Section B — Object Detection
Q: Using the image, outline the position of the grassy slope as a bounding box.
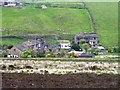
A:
[86,2,118,47]
[2,7,92,35]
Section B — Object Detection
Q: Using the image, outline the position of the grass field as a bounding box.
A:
[2,7,92,35]
[86,2,118,47]
[0,38,28,45]
[1,2,119,48]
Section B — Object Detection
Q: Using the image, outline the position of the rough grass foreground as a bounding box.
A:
[0,59,119,74]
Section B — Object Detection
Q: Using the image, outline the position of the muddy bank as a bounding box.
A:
[2,73,119,88]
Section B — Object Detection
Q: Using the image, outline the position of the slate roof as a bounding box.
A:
[75,33,98,41]
[16,44,29,52]
[76,33,98,39]
[15,39,60,52]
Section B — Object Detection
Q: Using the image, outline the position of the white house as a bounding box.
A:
[2,0,17,7]
[58,40,71,50]
[41,5,47,9]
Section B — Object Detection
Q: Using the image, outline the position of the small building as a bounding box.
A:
[41,5,47,9]
[74,33,98,47]
[58,40,71,50]
[2,0,17,7]
[8,44,29,58]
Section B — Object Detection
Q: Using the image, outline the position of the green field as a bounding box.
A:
[1,2,118,48]
[86,2,118,47]
[2,7,92,35]
[0,38,27,45]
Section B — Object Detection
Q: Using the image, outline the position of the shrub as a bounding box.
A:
[60,50,66,57]
[80,39,86,44]
[31,51,37,58]
[93,49,100,55]
[2,44,8,50]
[107,47,114,53]
[88,48,94,54]
[21,50,32,58]
[2,51,8,57]
[81,43,89,53]
[37,52,46,58]
[70,52,76,58]
[46,51,56,58]
[113,47,120,53]
[8,45,13,49]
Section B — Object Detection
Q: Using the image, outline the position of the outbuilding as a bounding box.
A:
[2,0,17,7]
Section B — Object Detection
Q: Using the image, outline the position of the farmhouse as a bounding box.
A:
[74,33,98,47]
[8,39,61,58]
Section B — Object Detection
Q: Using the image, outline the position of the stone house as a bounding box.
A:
[8,43,29,58]
[8,39,61,58]
[74,33,98,47]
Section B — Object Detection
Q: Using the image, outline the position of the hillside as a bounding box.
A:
[2,7,92,35]
[1,2,119,48]
[86,2,118,47]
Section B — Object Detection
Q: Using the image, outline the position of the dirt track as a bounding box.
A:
[2,73,119,89]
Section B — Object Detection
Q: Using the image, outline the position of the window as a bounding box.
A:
[94,37,96,40]
[4,2,8,5]
[65,45,68,47]
[13,49,16,51]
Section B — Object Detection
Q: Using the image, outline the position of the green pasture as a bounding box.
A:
[86,2,118,47]
[2,7,92,35]
[0,38,28,45]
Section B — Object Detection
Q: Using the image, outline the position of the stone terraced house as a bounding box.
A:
[8,38,61,58]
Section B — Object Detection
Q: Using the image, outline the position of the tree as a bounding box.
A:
[113,47,120,53]
[36,51,45,58]
[46,51,56,58]
[82,43,89,53]
[107,47,113,53]
[2,44,8,50]
[31,51,37,58]
[2,51,8,57]
[71,44,81,51]
[88,48,94,54]
[80,39,86,44]
[93,49,100,55]
[8,45,13,49]
[60,50,66,57]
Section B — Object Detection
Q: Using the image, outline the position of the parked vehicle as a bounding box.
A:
[79,54,95,58]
